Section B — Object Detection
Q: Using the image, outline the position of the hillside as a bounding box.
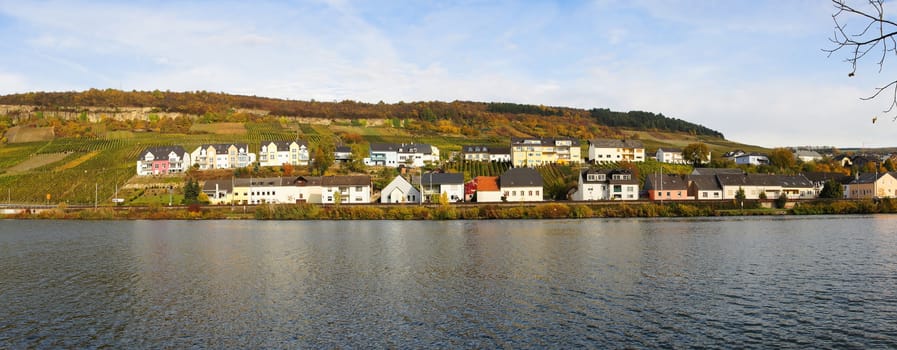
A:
[0,90,766,204]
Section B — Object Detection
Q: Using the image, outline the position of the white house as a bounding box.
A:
[321,175,372,204]
[364,143,439,168]
[259,140,310,167]
[136,146,191,176]
[794,150,823,163]
[499,167,544,202]
[588,139,645,163]
[414,172,465,202]
[716,173,815,199]
[687,174,723,200]
[572,168,639,201]
[380,175,421,204]
[734,153,769,166]
[191,144,256,170]
[334,146,353,163]
[655,147,685,164]
[462,145,511,162]
[471,176,502,202]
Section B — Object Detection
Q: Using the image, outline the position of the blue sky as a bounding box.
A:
[0,0,893,148]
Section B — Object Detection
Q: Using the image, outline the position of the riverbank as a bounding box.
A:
[4,199,896,220]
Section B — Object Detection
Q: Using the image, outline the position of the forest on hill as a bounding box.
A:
[0,89,724,139]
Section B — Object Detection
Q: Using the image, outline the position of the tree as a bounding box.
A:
[768,148,796,171]
[775,193,788,209]
[312,143,335,175]
[182,179,200,204]
[820,179,845,198]
[826,0,897,118]
[735,187,746,204]
[885,158,897,171]
[682,143,710,167]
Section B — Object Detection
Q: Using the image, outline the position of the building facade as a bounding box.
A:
[510,137,582,167]
[588,139,645,163]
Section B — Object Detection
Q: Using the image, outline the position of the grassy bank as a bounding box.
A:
[7,199,895,220]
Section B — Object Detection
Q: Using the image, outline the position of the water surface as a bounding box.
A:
[1,216,896,348]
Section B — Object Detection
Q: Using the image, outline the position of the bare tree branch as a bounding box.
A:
[826,0,897,119]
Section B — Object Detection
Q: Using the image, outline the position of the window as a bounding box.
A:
[356,186,363,192]
[529,191,533,196]
[702,192,708,198]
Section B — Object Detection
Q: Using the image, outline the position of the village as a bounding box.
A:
[134,137,896,207]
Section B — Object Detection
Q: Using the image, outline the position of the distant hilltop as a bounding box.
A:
[0,89,724,139]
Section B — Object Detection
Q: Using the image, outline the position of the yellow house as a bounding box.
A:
[510,137,582,167]
[845,172,897,199]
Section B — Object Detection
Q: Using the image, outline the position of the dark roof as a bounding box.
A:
[802,172,851,184]
[140,146,187,159]
[687,174,721,191]
[202,179,233,192]
[414,172,464,186]
[579,168,639,184]
[335,146,352,153]
[848,172,893,185]
[462,145,511,155]
[644,174,688,191]
[716,174,813,188]
[588,138,644,148]
[691,168,743,176]
[321,175,371,186]
[200,143,250,153]
[656,147,682,153]
[510,137,581,146]
[499,167,543,187]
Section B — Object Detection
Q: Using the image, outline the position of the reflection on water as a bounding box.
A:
[1,216,897,348]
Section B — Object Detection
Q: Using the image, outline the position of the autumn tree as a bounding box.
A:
[768,148,796,171]
[682,142,710,167]
[827,0,897,118]
[312,143,335,175]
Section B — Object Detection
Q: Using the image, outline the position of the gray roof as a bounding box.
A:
[656,147,682,153]
[499,167,544,187]
[335,146,352,153]
[580,168,639,185]
[691,168,743,176]
[202,179,233,193]
[716,173,813,188]
[644,174,688,191]
[510,137,581,146]
[687,174,722,191]
[321,175,371,186]
[794,150,822,158]
[414,172,464,186]
[802,172,851,184]
[846,172,897,185]
[199,143,250,153]
[588,138,644,149]
[140,146,187,159]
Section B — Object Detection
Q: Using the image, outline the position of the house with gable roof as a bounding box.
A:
[259,140,310,167]
[687,174,723,200]
[499,167,544,202]
[644,173,689,200]
[136,146,191,176]
[844,172,897,199]
[572,168,639,201]
[414,172,464,202]
[380,175,421,204]
[190,143,256,170]
[469,176,502,202]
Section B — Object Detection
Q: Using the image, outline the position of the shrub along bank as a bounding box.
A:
[7,199,897,220]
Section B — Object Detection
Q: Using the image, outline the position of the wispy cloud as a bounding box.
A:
[0,0,889,147]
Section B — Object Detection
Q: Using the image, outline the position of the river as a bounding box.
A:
[1,216,896,348]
